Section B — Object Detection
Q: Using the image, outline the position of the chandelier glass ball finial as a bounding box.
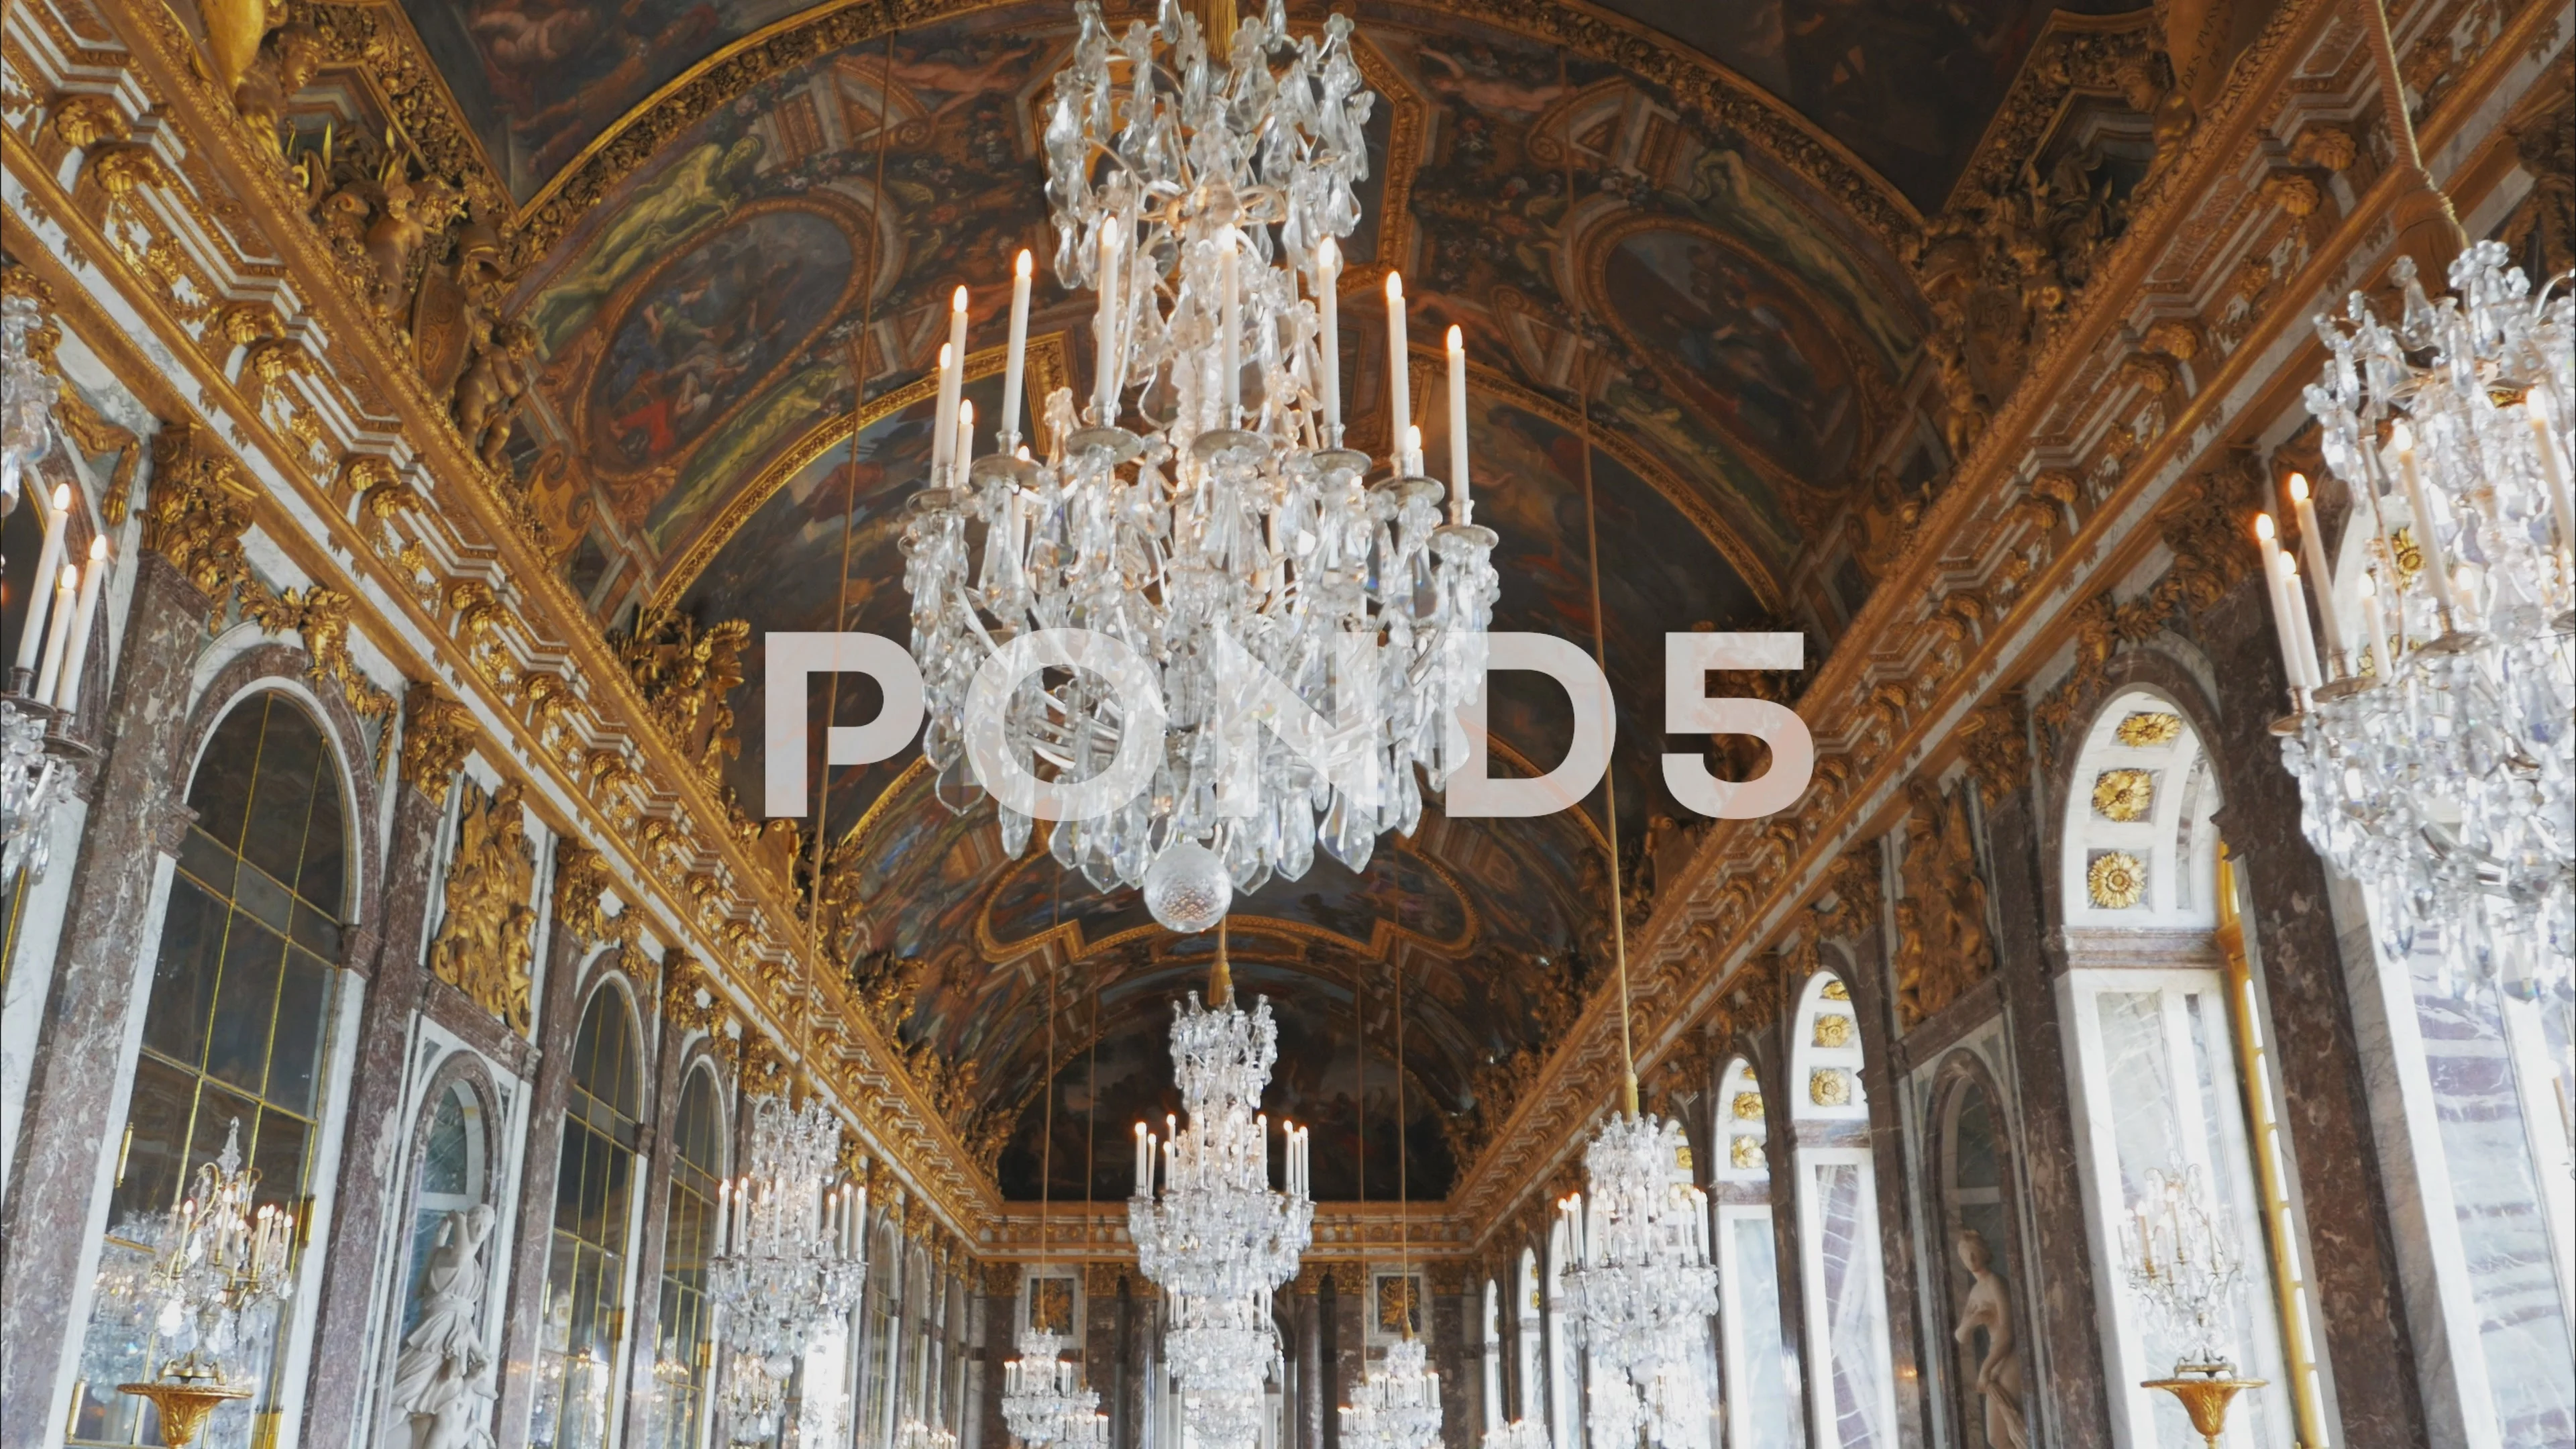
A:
[1144,839,1234,932]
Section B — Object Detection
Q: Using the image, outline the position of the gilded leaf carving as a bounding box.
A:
[429,779,538,1034]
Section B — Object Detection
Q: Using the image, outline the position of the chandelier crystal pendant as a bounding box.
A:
[1339,1332,1442,1449]
[899,0,1499,930]
[1001,1325,1097,1446]
[2281,240,2576,994]
[1560,1113,1717,1449]
[721,1348,792,1446]
[708,1094,867,1398]
[1129,941,1313,1449]
[2,284,85,890]
[1480,1419,1552,1449]
[125,1118,299,1387]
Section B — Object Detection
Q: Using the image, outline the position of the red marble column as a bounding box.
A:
[296,765,450,1449]
[494,920,592,1446]
[0,549,213,1449]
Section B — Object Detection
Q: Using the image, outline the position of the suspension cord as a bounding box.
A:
[1040,873,1058,1273]
[1558,50,1639,1116]
[807,25,899,951]
[1394,954,1411,1332]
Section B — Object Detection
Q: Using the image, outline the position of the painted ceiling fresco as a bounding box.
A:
[1590,0,2148,213]
[429,0,2035,1197]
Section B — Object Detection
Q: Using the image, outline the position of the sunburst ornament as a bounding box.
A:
[2114,712,2183,748]
[2092,768,2155,822]
[2088,851,2147,910]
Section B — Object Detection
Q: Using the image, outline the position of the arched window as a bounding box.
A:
[404,1081,491,1337]
[1929,1068,2023,1449]
[1546,1217,1576,1448]
[649,1067,724,1449]
[533,983,644,1449]
[1788,971,1896,1449]
[1713,1058,1797,1449]
[74,692,350,1449]
[1481,1279,1503,1436]
[1514,1248,1542,1424]
[858,1217,900,1445]
[2059,693,2319,1446]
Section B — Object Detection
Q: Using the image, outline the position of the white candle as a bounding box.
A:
[2528,396,2575,574]
[2285,474,2346,670]
[718,1181,731,1254]
[931,343,957,477]
[1095,228,1122,423]
[50,535,107,713]
[1135,1123,1150,1195]
[2279,554,2323,690]
[937,286,969,477]
[1004,250,1034,450]
[2360,570,2394,678]
[1385,272,1409,467]
[1315,239,1342,435]
[956,398,975,473]
[31,563,76,705]
[2390,423,2457,616]
[1220,229,1242,425]
[1446,325,1470,523]
[14,482,70,679]
[2254,515,2307,694]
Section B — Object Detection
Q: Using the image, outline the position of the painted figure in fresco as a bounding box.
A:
[390,1205,499,1449]
[1952,1227,2029,1449]
[461,0,725,179]
[1417,46,1566,116]
[587,211,851,476]
[528,132,768,349]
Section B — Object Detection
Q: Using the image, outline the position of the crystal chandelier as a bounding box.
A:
[2277,240,2575,994]
[1481,1420,1552,1449]
[3,284,87,890]
[1129,941,1313,1449]
[1558,1114,1716,1449]
[897,1419,959,1449]
[721,1350,790,1445]
[899,0,1499,930]
[126,1119,299,1385]
[2121,1165,2249,1374]
[708,1094,867,1402]
[1002,957,1100,1446]
[1339,1335,1441,1449]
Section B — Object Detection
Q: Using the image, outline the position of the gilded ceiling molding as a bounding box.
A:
[1,21,1002,1238]
[1438,0,2551,1247]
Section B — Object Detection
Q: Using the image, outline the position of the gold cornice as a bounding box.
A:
[1440,0,2562,1247]
[6,13,999,1240]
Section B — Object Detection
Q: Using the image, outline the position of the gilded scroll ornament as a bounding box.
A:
[1892,780,1995,1029]
[612,608,751,783]
[400,683,478,806]
[550,840,618,943]
[429,779,537,1033]
[140,421,258,603]
[2092,768,2155,822]
[239,584,399,769]
[2114,712,2183,748]
[2087,851,2147,910]
[1960,696,2031,804]
[51,386,140,527]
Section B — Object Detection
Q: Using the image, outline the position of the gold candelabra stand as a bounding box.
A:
[2142,1362,2265,1448]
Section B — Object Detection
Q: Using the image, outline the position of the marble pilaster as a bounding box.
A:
[0,549,209,1449]
[1980,775,2115,1449]
[2200,576,2430,1444]
[299,773,447,1449]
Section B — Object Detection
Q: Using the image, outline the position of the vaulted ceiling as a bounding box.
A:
[368,0,2138,1197]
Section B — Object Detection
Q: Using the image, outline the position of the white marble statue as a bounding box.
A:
[1952,1228,2028,1449]
[390,1204,499,1449]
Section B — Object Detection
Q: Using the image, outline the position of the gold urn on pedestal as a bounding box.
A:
[118,1360,253,1449]
[2142,1362,2265,1448]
